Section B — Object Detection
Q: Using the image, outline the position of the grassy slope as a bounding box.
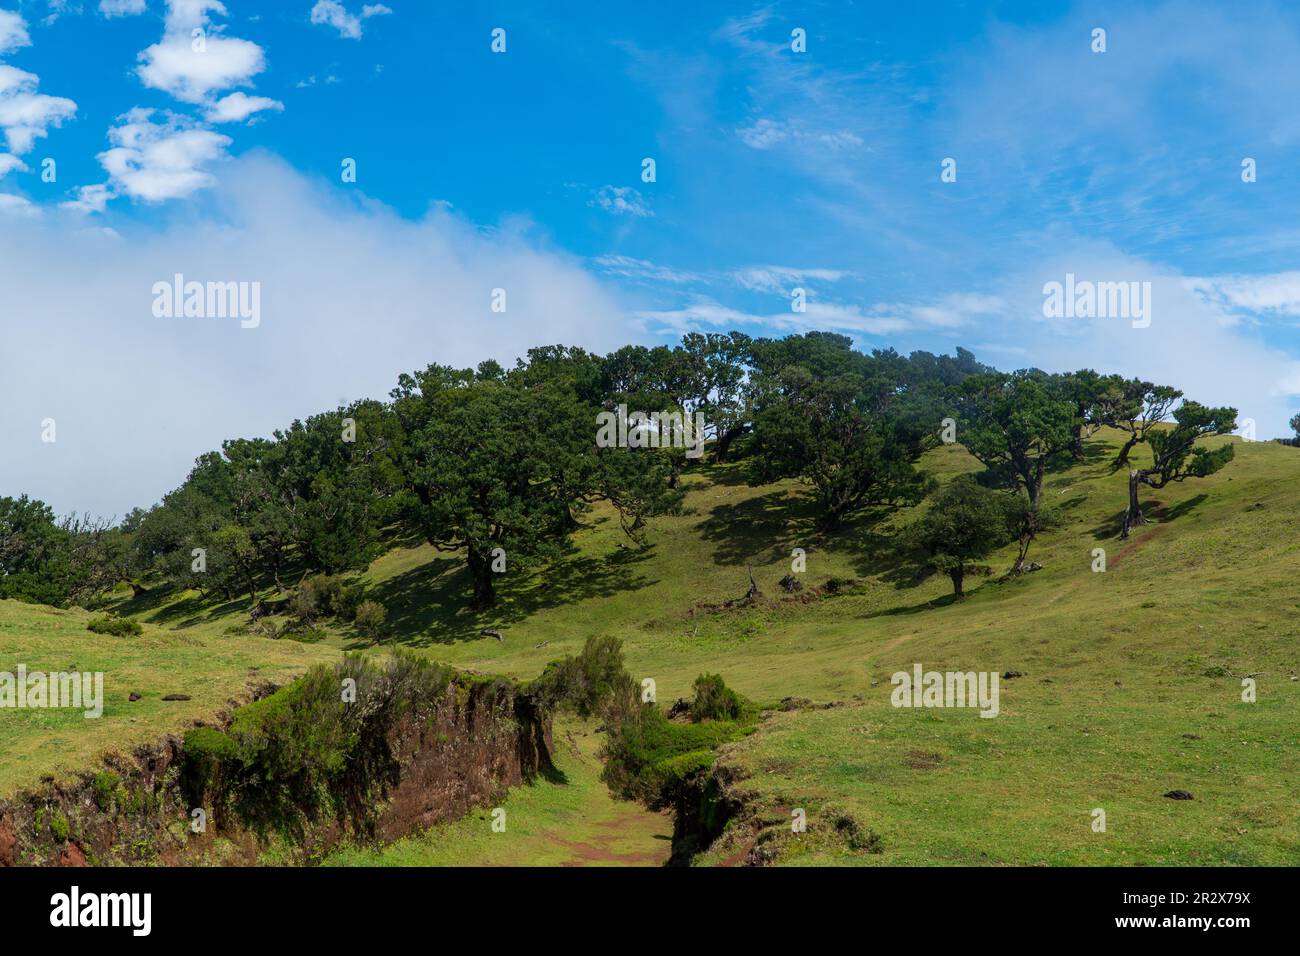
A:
[351,428,1298,865]
[0,600,335,796]
[3,427,1296,864]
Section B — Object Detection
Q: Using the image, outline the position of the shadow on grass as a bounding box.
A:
[368,545,659,646]
[1088,494,1206,540]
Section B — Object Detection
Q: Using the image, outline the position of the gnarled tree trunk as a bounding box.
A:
[1120,469,1149,538]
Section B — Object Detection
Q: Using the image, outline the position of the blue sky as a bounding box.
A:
[4,0,1300,516]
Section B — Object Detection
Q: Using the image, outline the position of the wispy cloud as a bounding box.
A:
[310,0,391,40]
[590,185,652,217]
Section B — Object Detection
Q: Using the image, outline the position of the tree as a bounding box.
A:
[393,368,595,608]
[955,370,1076,572]
[676,331,753,462]
[1121,401,1236,538]
[749,360,933,531]
[907,477,1018,596]
[1109,381,1182,469]
[0,495,73,606]
[1052,369,1111,459]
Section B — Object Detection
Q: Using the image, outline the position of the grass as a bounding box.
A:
[0,599,335,796]
[3,426,1297,865]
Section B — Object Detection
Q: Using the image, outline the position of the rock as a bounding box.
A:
[1163,790,1194,800]
[534,640,549,649]
[667,697,691,719]
[161,694,192,701]
[1003,670,1024,679]
[778,574,803,593]
[1182,733,1201,740]
[481,629,503,641]
[128,692,142,702]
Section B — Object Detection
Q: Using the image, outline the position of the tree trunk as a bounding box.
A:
[1120,469,1149,538]
[129,582,148,598]
[950,567,965,597]
[466,547,496,609]
[713,424,747,463]
[1115,434,1139,468]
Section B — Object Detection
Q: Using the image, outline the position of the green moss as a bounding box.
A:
[91,771,121,812]
[49,813,70,841]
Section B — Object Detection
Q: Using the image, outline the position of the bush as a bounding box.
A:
[181,653,456,842]
[530,635,638,719]
[600,704,755,808]
[689,673,744,722]
[290,574,366,623]
[86,614,142,637]
[353,600,386,640]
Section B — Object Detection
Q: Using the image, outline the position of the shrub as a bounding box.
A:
[278,624,327,644]
[530,635,638,719]
[353,600,387,640]
[181,727,240,806]
[600,704,754,808]
[86,615,142,637]
[290,574,366,623]
[182,653,456,842]
[689,673,744,722]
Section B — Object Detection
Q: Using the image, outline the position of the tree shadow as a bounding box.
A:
[698,489,820,567]
[367,545,658,647]
[1087,493,1206,540]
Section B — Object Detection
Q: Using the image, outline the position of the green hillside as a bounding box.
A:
[3,427,1296,864]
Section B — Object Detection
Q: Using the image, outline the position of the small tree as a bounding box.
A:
[353,600,386,641]
[907,477,1018,597]
[1121,401,1236,537]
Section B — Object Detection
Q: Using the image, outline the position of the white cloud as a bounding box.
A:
[1186,272,1300,319]
[0,19,77,157]
[729,265,851,293]
[62,182,114,213]
[99,0,147,16]
[310,0,389,40]
[0,152,26,176]
[593,255,704,286]
[590,185,652,217]
[0,154,636,517]
[96,108,232,201]
[205,91,284,123]
[137,1,268,105]
[138,32,267,104]
[0,10,30,55]
[736,119,863,152]
[0,191,38,217]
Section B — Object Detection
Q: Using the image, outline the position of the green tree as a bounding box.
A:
[748,335,932,530]
[1121,401,1236,538]
[1109,381,1182,469]
[393,367,597,608]
[906,477,1018,596]
[955,370,1076,572]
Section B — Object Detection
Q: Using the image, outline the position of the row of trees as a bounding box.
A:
[0,331,1237,611]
